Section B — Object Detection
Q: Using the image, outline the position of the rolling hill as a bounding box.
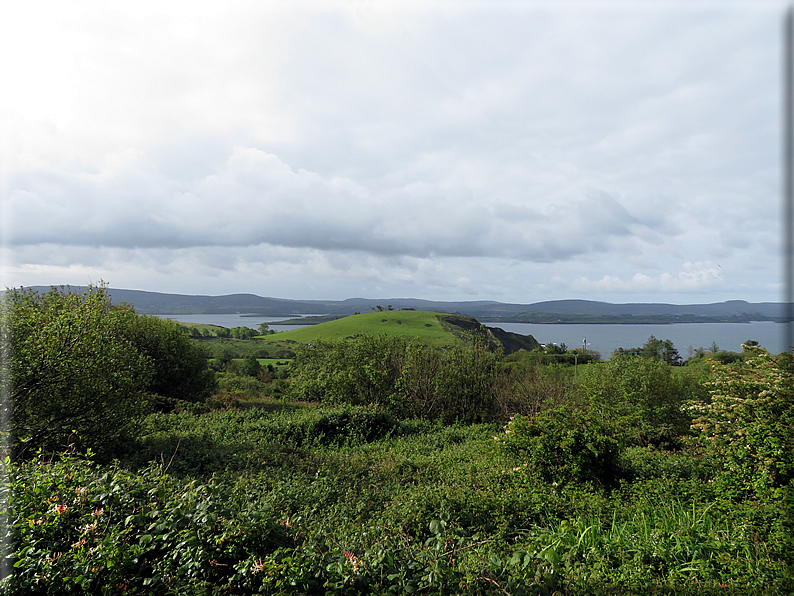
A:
[257,311,539,354]
[17,286,789,323]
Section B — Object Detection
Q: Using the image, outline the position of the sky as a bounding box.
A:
[0,0,788,304]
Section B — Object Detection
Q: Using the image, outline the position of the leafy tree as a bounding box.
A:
[614,335,681,365]
[117,311,217,404]
[230,326,257,339]
[639,335,681,365]
[257,322,270,335]
[1,286,152,458]
[238,354,262,378]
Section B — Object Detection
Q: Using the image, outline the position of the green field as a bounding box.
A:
[263,310,468,347]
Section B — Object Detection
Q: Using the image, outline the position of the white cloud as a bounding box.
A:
[1,1,785,303]
[564,261,732,295]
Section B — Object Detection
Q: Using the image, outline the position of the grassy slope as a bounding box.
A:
[186,311,539,358]
[264,311,461,347]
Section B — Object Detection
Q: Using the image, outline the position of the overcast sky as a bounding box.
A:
[0,1,788,304]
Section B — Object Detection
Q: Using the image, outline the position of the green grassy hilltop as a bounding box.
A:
[264,310,539,354]
[272,310,455,345]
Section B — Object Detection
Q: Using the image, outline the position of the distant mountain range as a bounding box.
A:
[19,286,791,324]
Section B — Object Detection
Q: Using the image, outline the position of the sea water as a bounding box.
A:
[482,321,788,356]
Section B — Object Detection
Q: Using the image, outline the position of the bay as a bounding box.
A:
[483,321,789,356]
[154,313,311,332]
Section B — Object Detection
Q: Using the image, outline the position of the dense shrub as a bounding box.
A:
[1,285,217,459]
[498,405,621,486]
[216,373,271,397]
[288,334,506,423]
[1,286,151,459]
[1,451,290,595]
[119,312,217,403]
[5,407,792,594]
[689,343,794,500]
[577,355,701,448]
[288,335,406,406]
[395,339,504,423]
[495,363,572,418]
[710,350,743,365]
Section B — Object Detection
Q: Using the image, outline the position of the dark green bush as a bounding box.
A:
[499,405,621,486]
[238,354,263,377]
[394,340,504,423]
[216,373,270,397]
[120,312,217,403]
[258,405,398,447]
[288,335,406,406]
[1,286,151,459]
[617,446,714,482]
[577,356,701,448]
[288,334,506,423]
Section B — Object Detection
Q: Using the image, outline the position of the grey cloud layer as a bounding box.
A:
[9,146,682,263]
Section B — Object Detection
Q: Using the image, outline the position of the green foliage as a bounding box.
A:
[119,312,217,403]
[216,373,271,398]
[238,354,263,377]
[1,285,218,458]
[288,334,506,423]
[495,363,572,418]
[689,343,794,500]
[1,286,152,459]
[288,335,406,407]
[498,406,621,486]
[3,404,792,594]
[577,355,701,448]
[4,295,793,594]
[710,350,743,365]
[1,450,288,595]
[614,335,682,365]
[395,339,504,423]
[230,326,258,339]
